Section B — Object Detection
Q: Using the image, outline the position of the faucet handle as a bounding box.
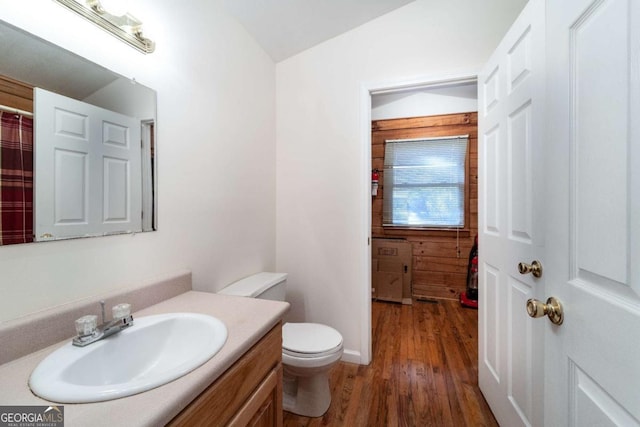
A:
[112,303,131,320]
[75,315,98,337]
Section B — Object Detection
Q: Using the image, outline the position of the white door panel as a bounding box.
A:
[35,88,141,240]
[478,0,545,425]
[54,149,88,224]
[546,0,640,425]
[103,157,129,222]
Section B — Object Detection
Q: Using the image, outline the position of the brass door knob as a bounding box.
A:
[518,260,543,278]
[526,297,563,325]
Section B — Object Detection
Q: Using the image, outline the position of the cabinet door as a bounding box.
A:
[168,325,282,426]
[229,366,283,427]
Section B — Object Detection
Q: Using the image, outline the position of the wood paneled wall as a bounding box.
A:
[0,75,33,112]
[372,112,478,300]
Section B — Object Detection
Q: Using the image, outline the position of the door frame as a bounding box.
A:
[358,70,479,364]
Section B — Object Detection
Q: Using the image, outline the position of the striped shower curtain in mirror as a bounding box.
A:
[0,112,33,245]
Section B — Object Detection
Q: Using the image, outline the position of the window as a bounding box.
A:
[383,136,468,228]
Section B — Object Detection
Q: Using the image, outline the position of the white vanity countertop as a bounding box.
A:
[0,291,289,426]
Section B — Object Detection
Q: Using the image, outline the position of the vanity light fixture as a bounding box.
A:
[53,0,155,54]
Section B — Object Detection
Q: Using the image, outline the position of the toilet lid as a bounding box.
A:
[282,323,343,356]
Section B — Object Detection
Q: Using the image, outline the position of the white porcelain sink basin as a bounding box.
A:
[29,312,227,403]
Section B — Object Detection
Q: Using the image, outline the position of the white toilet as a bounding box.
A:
[218,272,343,417]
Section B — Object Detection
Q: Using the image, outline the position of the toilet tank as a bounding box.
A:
[218,272,287,301]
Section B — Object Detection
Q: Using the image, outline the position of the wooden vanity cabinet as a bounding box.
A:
[168,323,283,427]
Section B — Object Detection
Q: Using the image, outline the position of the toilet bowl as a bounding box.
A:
[218,272,343,418]
[281,322,343,417]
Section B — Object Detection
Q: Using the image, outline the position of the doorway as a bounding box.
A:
[361,76,488,423]
[360,73,480,364]
[371,81,478,304]
[370,102,478,301]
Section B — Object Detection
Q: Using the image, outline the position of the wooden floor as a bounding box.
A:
[283,299,498,427]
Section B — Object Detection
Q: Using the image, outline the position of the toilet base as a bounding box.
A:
[282,370,331,417]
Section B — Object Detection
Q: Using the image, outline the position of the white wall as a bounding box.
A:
[0,0,276,322]
[371,82,478,121]
[276,0,527,362]
[84,78,157,121]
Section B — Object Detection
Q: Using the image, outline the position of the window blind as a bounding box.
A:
[383,136,468,228]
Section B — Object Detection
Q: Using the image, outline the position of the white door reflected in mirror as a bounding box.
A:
[0,20,158,246]
[34,88,145,241]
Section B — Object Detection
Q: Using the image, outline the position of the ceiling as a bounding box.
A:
[221,0,416,62]
[0,21,119,100]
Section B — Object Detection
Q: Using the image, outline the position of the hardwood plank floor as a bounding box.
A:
[283,300,497,427]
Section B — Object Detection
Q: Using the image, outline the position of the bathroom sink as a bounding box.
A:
[29,312,227,403]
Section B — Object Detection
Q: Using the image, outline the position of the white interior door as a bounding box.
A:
[477,0,546,425]
[544,0,640,425]
[35,88,141,241]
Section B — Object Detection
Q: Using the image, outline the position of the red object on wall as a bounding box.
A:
[371,169,380,196]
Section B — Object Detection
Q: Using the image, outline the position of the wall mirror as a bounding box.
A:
[0,20,157,246]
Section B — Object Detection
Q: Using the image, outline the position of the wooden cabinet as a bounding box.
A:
[169,324,283,427]
[228,366,282,427]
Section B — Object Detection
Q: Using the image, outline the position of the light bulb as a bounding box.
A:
[99,0,129,17]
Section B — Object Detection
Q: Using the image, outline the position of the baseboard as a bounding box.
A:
[341,348,364,365]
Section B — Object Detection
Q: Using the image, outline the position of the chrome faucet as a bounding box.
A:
[72,301,134,347]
